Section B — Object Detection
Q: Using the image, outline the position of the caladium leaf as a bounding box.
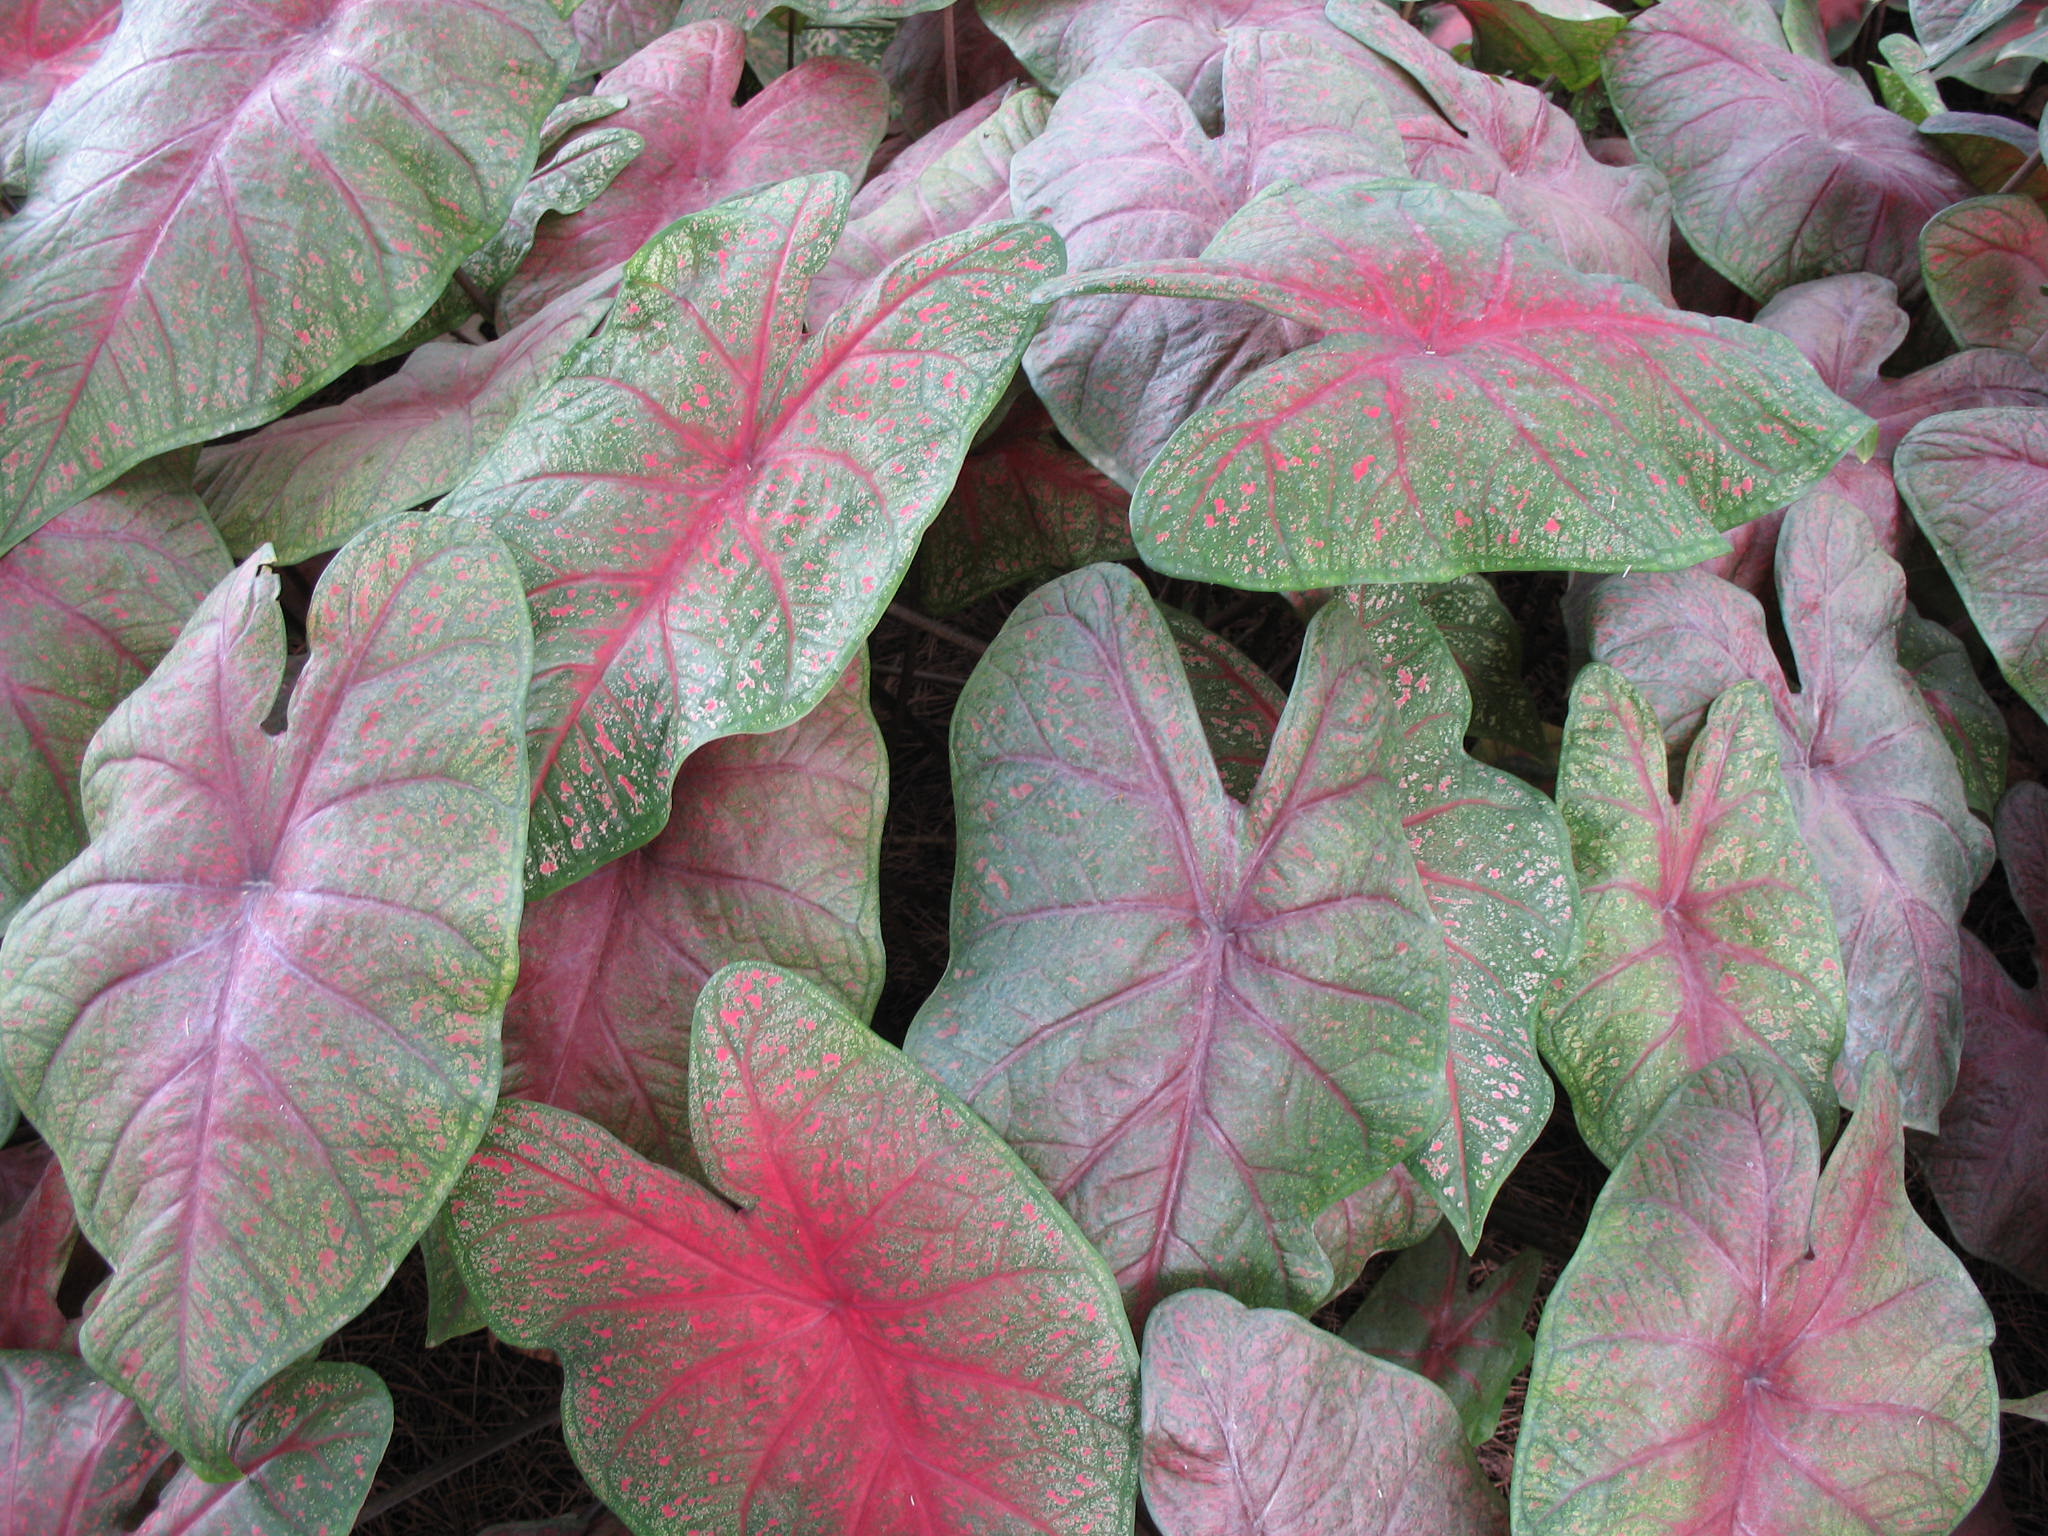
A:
[1053,175,1872,589]
[495,22,889,328]
[1588,493,1994,1130]
[573,0,685,73]
[0,0,116,186]
[1514,1053,1998,1536]
[1898,608,2008,820]
[1448,0,1628,91]
[0,1143,76,1352]
[1897,409,2048,722]
[1343,585,1576,1247]
[1141,1288,1506,1536]
[917,398,1134,616]
[440,174,1059,895]
[907,563,1452,1318]
[0,0,578,556]
[875,5,1031,154]
[1011,28,1405,491]
[1328,0,1673,300]
[0,514,531,1475]
[451,965,1141,1536]
[1415,577,1546,754]
[1605,0,1973,301]
[0,1352,391,1535]
[1315,1163,1443,1299]
[0,457,231,931]
[1924,195,2048,365]
[198,279,616,565]
[502,657,885,1172]
[1541,665,1845,1166]
[1922,780,2048,1292]
[1155,602,1285,804]
[807,86,1048,328]
[1338,1223,1541,1446]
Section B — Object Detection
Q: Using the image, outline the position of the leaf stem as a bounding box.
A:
[2000,150,2042,195]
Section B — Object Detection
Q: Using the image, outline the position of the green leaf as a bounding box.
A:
[1154,603,1286,804]
[440,173,1060,894]
[1449,0,1629,91]
[1542,666,1845,1165]
[0,0,578,553]
[1515,1054,1997,1536]
[1899,607,2009,819]
[1922,195,2048,366]
[1415,576,1547,754]
[0,515,531,1474]
[1047,178,1874,587]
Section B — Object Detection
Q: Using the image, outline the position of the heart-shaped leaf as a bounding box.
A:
[1328,0,1672,299]
[198,279,616,565]
[0,513,531,1474]
[1010,28,1404,490]
[0,457,231,932]
[1141,1288,1505,1536]
[906,563,1451,1318]
[0,1352,391,1535]
[502,656,885,1173]
[496,21,888,328]
[1415,577,1547,753]
[1050,178,1873,588]
[1897,408,2048,722]
[1514,1053,1997,1536]
[0,0,115,184]
[1542,665,1845,1165]
[807,85,1049,329]
[1924,195,2048,365]
[1338,1222,1541,1446]
[1448,0,1628,90]
[1604,0,1973,300]
[1154,602,1286,804]
[450,964,1140,1536]
[1922,780,2048,1292]
[917,398,1134,616]
[1587,492,1993,1129]
[440,174,1060,895]
[0,1143,77,1352]
[0,0,578,554]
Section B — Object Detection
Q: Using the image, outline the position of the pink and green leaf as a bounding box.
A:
[0,0,578,554]
[442,174,1060,895]
[1415,577,1548,755]
[906,563,1451,1318]
[501,656,886,1172]
[1514,1053,1997,1536]
[0,457,231,931]
[1154,602,1285,804]
[1447,0,1628,91]
[1542,666,1845,1165]
[1338,1223,1542,1446]
[0,514,531,1474]
[0,0,116,184]
[1899,608,2009,820]
[1141,1288,1506,1536]
[450,964,1140,1536]
[1050,178,1874,588]
[1923,195,2048,365]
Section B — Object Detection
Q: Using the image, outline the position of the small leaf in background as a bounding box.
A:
[502,657,886,1172]
[1898,408,2048,722]
[442,175,1059,895]
[1415,576,1548,756]
[1899,608,2009,819]
[1924,195,2048,365]
[0,0,577,554]
[1922,781,2048,1292]
[1013,27,1405,491]
[1515,1054,1997,1536]
[1155,602,1286,804]
[495,20,888,327]
[0,457,231,931]
[0,1351,391,1535]
[909,565,1451,1318]
[571,0,685,73]
[875,3,1031,152]
[1054,178,1872,589]
[1345,586,1576,1245]
[1446,0,1628,91]
[1543,666,1845,1166]
[1329,0,1673,299]
[198,278,616,565]
[1605,0,1973,301]
[807,85,1049,327]
[918,398,1134,616]
[1339,1224,1541,1447]
[452,965,1139,1536]
[1141,1288,1506,1536]
[0,0,116,185]
[0,1143,77,1352]
[1589,492,1993,1130]
[0,515,531,1474]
